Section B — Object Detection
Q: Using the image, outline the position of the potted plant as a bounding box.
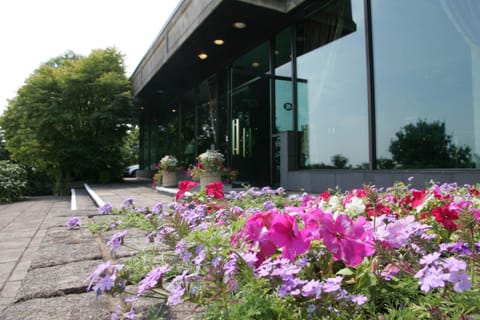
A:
[188,149,231,189]
[157,155,179,187]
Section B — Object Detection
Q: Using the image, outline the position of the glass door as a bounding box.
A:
[231,74,271,186]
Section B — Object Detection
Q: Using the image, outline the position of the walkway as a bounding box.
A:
[0,180,180,319]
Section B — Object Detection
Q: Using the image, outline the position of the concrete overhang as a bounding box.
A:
[130,0,308,103]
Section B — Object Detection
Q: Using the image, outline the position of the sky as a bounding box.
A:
[0,0,181,116]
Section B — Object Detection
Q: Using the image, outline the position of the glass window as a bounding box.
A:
[296,0,369,169]
[372,1,479,169]
[197,78,217,154]
[180,89,195,166]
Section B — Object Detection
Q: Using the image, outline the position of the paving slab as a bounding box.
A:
[15,259,100,302]
[0,292,111,320]
[29,227,102,269]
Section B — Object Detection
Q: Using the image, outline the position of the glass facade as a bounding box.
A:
[139,0,480,183]
[372,0,479,169]
[296,0,369,169]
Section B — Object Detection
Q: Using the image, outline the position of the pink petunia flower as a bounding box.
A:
[268,213,311,261]
[319,214,375,267]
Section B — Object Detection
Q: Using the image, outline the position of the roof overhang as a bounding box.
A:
[130,0,308,103]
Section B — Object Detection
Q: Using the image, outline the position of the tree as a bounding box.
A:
[0,48,133,194]
[389,119,474,169]
[122,126,139,167]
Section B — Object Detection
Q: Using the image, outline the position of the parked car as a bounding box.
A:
[124,164,139,177]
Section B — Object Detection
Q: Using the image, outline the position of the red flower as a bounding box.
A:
[205,182,224,199]
[431,204,459,231]
[175,180,198,200]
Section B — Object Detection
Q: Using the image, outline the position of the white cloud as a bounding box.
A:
[0,0,180,115]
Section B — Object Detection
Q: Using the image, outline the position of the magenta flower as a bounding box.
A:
[268,213,310,261]
[319,214,375,267]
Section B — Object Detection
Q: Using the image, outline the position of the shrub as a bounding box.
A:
[0,160,27,203]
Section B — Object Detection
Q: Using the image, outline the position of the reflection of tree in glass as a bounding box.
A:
[389,120,474,169]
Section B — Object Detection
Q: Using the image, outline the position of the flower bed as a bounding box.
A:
[81,180,480,319]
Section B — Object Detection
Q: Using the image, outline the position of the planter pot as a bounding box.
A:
[162,171,178,187]
[199,172,221,189]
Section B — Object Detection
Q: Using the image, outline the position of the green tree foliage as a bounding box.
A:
[0,48,133,194]
[389,119,474,169]
[122,126,139,167]
[0,160,27,203]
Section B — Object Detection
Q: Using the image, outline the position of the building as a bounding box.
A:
[131,0,480,192]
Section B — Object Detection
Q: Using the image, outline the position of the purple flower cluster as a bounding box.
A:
[414,253,471,292]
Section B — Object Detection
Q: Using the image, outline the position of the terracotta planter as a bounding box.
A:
[162,171,178,187]
[199,172,221,189]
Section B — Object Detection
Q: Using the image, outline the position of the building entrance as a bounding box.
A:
[231,74,271,186]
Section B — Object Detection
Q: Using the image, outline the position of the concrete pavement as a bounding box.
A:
[0,180,186,319]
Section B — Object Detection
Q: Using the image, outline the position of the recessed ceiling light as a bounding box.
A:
[251,62,260,68]
[213,39,224,45]
[198,53,208,60]
[233,21,247,29]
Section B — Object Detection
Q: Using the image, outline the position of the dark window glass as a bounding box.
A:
[296,0,368,169]
[372,1,479,169]
[197,78,217,154]
[180,89,195,166]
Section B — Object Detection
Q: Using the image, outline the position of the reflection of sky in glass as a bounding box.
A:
[372,1,478,164]
[296,0,368,167]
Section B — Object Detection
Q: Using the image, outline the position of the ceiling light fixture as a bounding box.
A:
[198,53,208,60]
[213,39,224,45]
[233,21,246,29]
[251,62,260,68]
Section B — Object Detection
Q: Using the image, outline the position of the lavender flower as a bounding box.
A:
[175,240,192,263]
[415,266,447,292]
[98,202,113,215]
[419,252,441,265]
[107,229,128,251]
[66,217,81,229]
[263,200,275,210]
[239,251,258,269]
[167,285,185,305]
[448,271,472,292]
[321,276,343,293]
[123,308,135,320]
[302,280,322,298]
[121,196,135,209]
[351,294,368,306]
[86,260,123,297]
[152,201,163,214]
[137,265,170,296]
